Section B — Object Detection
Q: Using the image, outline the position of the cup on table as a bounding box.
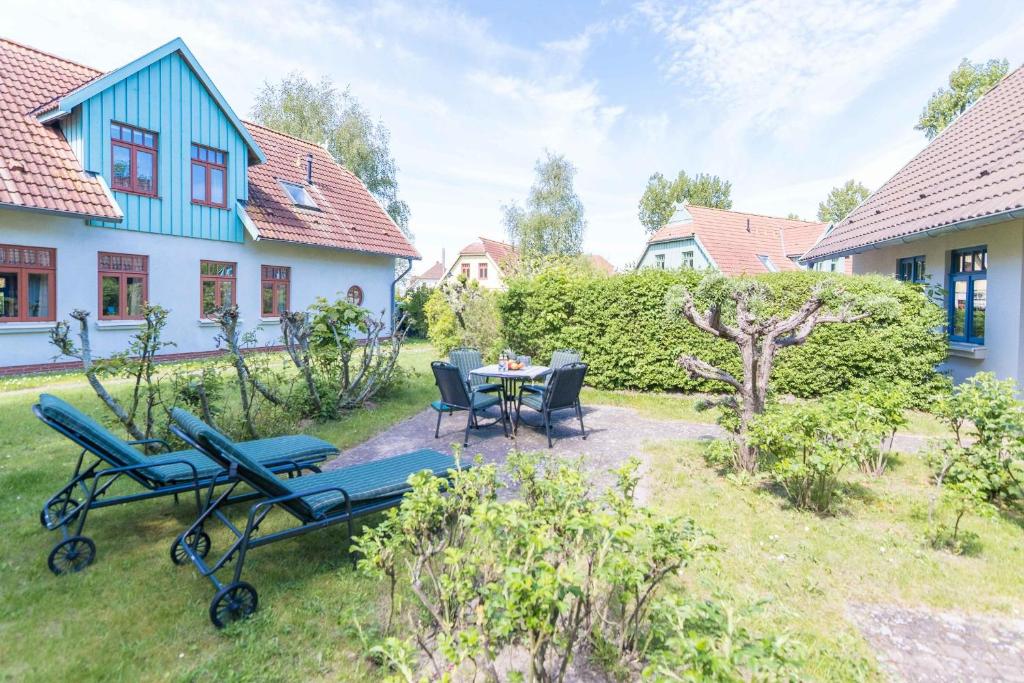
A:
[519,355,531,367]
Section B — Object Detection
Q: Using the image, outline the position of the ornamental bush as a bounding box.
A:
[354,452,795,681]
[498,266,946,403]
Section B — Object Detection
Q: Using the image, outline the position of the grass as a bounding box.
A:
[0,342,438,682]
[0,342,974,680]
[645,440,1024,681]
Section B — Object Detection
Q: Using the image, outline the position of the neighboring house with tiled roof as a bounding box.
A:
[637,204,848,275]
[444,237,518,289]
[802,66,1024,383]
[587,254,615,274]
[407,260,445,289]
[0,37,417,372]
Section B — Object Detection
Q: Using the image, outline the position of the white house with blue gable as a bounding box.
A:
[0,38,418,373]
[637,204,847,276]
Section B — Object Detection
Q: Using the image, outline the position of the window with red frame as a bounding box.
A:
[191,144,227,208]
[478,263,488,280]
[261,265,290,316]
[0,244,56,322]
[461,263,470,278]
[98,252,148,320]
[346,285,364,306]
[110,123,157,196]
[200,260,236,317]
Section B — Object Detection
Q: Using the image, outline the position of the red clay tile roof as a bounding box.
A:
[648,205,830,275]
[0,39,122,220]
[587,253,615,274]
[411,260,445,281]
[804,66,1024,261]
[460,236,517,266]
[241,123,418,259]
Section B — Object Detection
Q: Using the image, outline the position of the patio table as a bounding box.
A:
[471,364,550,412]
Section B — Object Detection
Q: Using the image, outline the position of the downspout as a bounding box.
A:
[391,257,414,334]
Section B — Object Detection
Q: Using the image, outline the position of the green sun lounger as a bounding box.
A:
[34,394,337,575]
[169,407,461,628]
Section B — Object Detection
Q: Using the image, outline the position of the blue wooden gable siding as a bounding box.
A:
[62,52,248,242]
[641,237,712,270]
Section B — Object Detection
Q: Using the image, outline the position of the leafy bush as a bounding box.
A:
[354,452,791,681]
[925,372,1024,552]
[499,266,946,403]
[397,284,432,338]
[749,402,856,514]
[830,381,912,477]
[425,277,502,359]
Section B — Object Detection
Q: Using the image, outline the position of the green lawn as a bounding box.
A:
[646,440,1024,681]
[0,343,437,682]
[0,344,988,681]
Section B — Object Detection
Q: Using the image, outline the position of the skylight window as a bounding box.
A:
[279,180,318,209]
[757,255,778,272]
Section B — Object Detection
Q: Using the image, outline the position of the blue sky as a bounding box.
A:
[6,0,1024,270]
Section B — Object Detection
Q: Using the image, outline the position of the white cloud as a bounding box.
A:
[639,0,957,141]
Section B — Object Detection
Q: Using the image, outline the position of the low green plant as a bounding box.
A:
[641,596,800,682]
[354,452,788,682]
[749,403,856,514]
[924,372,1023,553]
[830,381,912,477]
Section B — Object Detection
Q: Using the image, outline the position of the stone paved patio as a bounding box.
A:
[848,604,1024,682]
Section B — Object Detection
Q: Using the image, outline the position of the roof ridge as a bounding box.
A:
[829,64,1024,236]
[0,37,101,75]
[478,235,514,247]
[687,204,824,225]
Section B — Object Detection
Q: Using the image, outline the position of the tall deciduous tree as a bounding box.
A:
[817,180,870,224]
[252,73,411,236]
[503,151,586,267]
[638,171,733,233]
[916,58,1009,140]
[666,274,889,473]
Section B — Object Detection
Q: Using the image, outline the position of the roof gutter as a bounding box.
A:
[0,200,122,223]
[391,257,414,333]
[801,208,1024,263]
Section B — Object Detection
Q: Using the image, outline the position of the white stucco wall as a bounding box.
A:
[446,254,503,289]
[0,208,397,368]
[851,217,1024,383]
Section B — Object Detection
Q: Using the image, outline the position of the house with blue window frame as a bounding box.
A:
[803,65,1024,384]
[0,37,418,373]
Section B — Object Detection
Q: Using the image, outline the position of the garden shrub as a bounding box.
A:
[425,278,502,359]
[749,402,857,514]
[499,266,946,403]
[354,452,793,681]
[925,372,1024,552]
[397,284,432,338]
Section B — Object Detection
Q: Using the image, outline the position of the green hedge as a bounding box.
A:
[498,267,947,401]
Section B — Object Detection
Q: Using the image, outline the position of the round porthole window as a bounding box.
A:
[346,285,364,306]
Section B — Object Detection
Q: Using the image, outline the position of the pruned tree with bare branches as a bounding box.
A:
[666,274,892,472]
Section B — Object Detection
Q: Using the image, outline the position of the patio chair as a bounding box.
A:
[168,407,460,628]
[33,394,337,575]
[514,362,588,448]
[431,361,507,446]
[521,349,581,395]
[449,347,502,394]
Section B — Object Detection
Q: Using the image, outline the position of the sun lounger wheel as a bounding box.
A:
[39,494,80,528]
[170,530,212,565]
[47,536,96,575]
[210,581,258,628]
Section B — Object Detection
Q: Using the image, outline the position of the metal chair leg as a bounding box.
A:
[576,402,586,440]
[463,410,473,447]
[434,409,443,438]
[545,410,553,448]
